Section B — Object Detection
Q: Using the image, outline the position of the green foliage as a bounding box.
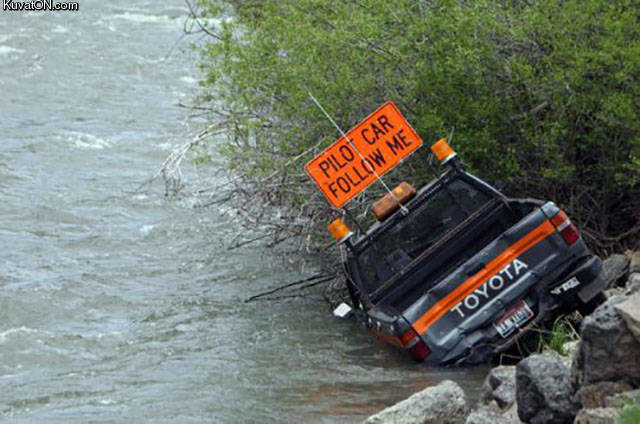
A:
[195,0,640,253]
[617,401,640,424]
[537,318,578,356]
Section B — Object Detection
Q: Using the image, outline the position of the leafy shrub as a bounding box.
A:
[193,0,639,255]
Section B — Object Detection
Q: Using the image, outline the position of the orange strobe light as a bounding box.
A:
[328,219,352,243]
[431,138,457,164]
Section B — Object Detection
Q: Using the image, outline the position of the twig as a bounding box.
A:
[244,274,336,303]
[247,293,325,302]
[184,0,222,40]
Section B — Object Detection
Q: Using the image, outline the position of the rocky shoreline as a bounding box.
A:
[365,252,640,424]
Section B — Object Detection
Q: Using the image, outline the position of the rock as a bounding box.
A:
[573,408,618,424]
[604,287,624,299]
[571,297,640,389]
[629,251,640,274]
[494,381,517,411]
[602,254,630,287]
[482,366,516,409]
[614,292,640,342]
[465,404,515,424]
[563,340,580,359]
[575,381,633,408]
[625,273,640,295]
[502,403,522,423]
[364,380,468,424]
[516,352,579,424]
[604,389,640,408]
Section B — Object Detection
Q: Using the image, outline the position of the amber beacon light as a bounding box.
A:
[328,218,352,243]
[430,138,457,164]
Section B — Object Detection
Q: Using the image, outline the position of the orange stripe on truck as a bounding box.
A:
[411,220,556,336]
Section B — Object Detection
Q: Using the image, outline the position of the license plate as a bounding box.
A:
[493,300,534,338]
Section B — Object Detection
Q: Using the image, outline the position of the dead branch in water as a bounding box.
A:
[244,274,337,303]
[136,122,227,195]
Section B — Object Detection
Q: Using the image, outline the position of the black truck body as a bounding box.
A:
[339,162,604,365]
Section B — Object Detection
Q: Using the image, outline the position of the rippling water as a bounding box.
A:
[0,1,487,422]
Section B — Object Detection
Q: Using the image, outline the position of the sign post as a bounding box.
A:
[305,102,423,208]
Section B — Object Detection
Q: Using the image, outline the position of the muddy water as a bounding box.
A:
[0,1,487,422]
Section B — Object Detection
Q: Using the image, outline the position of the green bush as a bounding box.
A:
[194,0,639,254]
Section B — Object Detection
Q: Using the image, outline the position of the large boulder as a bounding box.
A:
[502,403,522,423]
[563,340,580,359]
[364,380,468,424]
[481,366,516,410]
[571,297,640,389]
[629,251,640,274]
[615,292,640,342]
[465,403,515,424]
[575,381,633,408]
[625,272,640,294]
[604,388,640,408]
[573,408,618,424]
[602,254,630,288]
[516,352,579,424]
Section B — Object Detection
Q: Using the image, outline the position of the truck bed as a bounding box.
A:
[376,199,539,312]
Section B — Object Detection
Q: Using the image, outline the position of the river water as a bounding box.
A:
[0,1,487,422]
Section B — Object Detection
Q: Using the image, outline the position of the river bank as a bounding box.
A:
[364,252,640,423]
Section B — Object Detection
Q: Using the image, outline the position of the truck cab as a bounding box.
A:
[335,141,605,365]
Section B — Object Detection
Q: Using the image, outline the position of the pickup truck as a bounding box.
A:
[331,140,605,365]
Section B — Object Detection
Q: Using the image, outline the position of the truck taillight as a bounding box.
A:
[550,210,580,245]
[407,340,431,361]
[400,327,431,362]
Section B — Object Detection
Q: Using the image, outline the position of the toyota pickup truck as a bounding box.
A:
[330,139,605,365]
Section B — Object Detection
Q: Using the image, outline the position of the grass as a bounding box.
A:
[537,318,580,356]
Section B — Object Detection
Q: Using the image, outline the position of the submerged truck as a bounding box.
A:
[330,139,605,365]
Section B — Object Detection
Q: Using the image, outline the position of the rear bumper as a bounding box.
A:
[430,253,603,365]
[574,256,605,302]
[547,255,603,302]
[487,255,603,355]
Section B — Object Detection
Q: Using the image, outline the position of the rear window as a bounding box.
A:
[357,178,491,293]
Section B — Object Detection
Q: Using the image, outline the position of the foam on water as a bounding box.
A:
[139,224,155,235]
[0,34,15,43]
[61,131,112,150]
[0,46,24,56]
[180,76,197,85]
[111,12,180,25]
[51,25,69,34]
[0,327,40,344]
[157,142,175,151]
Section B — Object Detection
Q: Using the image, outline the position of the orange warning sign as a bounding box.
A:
[305,102,423,208]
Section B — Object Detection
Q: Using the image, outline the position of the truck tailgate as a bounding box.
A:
[376,199,521,310]
[402,207,572,356]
